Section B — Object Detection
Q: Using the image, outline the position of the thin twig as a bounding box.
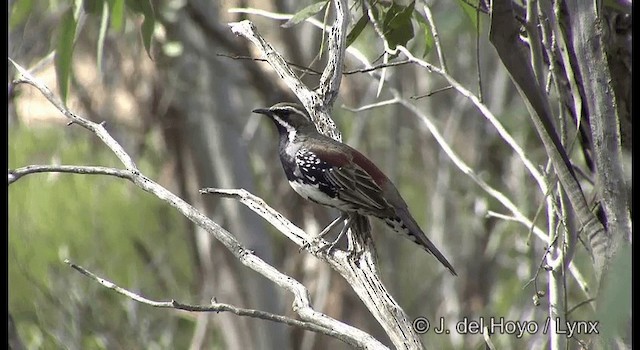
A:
[341,98,398,112]
[566,298,596,316]
[475,1,483,103]
[410,85,453,100]
[422,5,447,72]
[9,58,138,171]
[8,165,132,185]
[343,60,412,74]
[216,53,323,75]
[396,46,548,195]
[216,53,412,76]
[64,259,344,339]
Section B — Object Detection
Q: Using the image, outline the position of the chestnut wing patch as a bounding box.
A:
[325,164,394,215]
[301,141,397,216]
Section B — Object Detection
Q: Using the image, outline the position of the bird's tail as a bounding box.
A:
[385,209,457,276]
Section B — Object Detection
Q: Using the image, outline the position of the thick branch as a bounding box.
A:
[317,0,348,106]
[564,0,632,276]
[200,189,421,349]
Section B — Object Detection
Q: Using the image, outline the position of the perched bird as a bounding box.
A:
[253,102,456,275]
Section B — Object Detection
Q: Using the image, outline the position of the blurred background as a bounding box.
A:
[8,0,631,349]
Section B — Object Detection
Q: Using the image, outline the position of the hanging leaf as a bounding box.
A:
[281,1,329,28]
[455,0,479,30]
[83,0,104,14]
[380,0,415,50]
[55,7,77,104]
[97,0,109,78]
[126,0,155,59]
[109,0,125,32]
[413,11,434,58]
[346,14,369,47]
[9,0,34,29]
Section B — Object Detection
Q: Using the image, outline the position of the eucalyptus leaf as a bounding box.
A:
[83,0,104,14]
[381,0,415,49]
[109,0,125,32]
[55,8,77,104]
[125,0,155,59]
[413,11,434,58]
[455,0,479,30]
[9,0,34,29]
[345,14,369,47]
[281,1,329,28]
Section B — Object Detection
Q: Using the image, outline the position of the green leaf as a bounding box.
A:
[83,0,104,15]
[413,11,433,58]
[345,14,369,47]
[281,1,329,28]
[109,0,125,32]
[125,0,155,59]
[97,0,109,78]
[381,0,415,50]
[9,0,34,29]
[55,7,78,104]
[455,0,479,30]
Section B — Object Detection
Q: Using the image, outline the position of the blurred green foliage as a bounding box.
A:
[9,124,195,348]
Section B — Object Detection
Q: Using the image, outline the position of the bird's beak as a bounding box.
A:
[252,108,271,116]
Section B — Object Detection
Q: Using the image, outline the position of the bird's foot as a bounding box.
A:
[299,237,339,254]
[300,213,351,255]
[345,243,365,261]
[299,238,316,253]
[317,235,342,253]
[299,237,330,253]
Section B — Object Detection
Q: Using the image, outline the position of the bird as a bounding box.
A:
[253,102,457,275]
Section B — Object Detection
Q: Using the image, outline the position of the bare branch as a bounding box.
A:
[363,0,393,96]
[422,5,447,72]
[317,0,348,106]
[564,0,632,275]
[395,46,548,196]
[200,188,312,248]
[215,53,412,76]
[216,53,323,75]
[395,97,549,242]
[343,60,412,75]
[200,189,422,350]
[9,58,137,171]
[64,260,350,343]
[8,165,132,185]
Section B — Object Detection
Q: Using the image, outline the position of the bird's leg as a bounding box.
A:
[318,213,347,239]
[323,215,352,252]
[346,224,356,257]
[300,212,348,252]
[345,214,368,260]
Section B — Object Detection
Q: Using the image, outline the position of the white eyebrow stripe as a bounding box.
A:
[272,115,297,143]
[273,105,309,117]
